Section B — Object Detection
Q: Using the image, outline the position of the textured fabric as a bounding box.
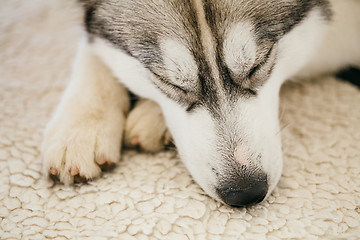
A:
[0,1,359,239]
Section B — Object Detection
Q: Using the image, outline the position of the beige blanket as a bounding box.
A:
[1,0,359,239]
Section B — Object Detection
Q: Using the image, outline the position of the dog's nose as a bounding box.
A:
[217,178,268,207]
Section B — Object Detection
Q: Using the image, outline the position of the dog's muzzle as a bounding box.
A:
[215,145,269,207]
[216,174,268,207]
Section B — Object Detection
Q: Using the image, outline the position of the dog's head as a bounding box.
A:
[87,0,331,206]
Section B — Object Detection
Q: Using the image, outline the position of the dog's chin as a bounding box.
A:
[263,149,283,199]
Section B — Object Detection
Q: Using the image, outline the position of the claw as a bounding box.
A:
[49,167,59,182]
[50,167,58,175]
[70,167,79,176]
[73,174,87,184]
[164,137,174,147]
[96,155,107,165]
[99,161,115,171]
[96,156,115,171]
[49,173,59,182]
[131,136,140,146]
[163,131,175,149]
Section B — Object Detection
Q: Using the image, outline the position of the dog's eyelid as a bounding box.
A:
[169,82,188,94]
[186,102,199,112]
[247,59,266,79]
[247,44,275,79]
[248,64,260,78]
[152,71,191,94]
[245,88,257,96]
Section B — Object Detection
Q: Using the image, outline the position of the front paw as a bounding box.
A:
[124,99,173,152]
[42,115,124,184]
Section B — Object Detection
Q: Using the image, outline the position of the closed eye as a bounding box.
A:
[244,88,257,95]
[186,102,199,112]
[151,71,189,94]
[164,81,188,94]
[150,70,199,109]
[247,44,275,79]
[248,64,260,78]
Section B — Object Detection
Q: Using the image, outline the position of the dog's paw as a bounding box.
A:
[124,99,173,152]
[42,112,125,184]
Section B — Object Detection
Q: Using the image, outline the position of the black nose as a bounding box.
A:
[217,178,268,207]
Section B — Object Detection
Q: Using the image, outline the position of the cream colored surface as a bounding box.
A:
[0,0,359,239]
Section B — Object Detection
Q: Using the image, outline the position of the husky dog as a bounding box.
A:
[42,0,360,207]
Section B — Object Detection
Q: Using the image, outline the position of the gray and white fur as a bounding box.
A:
[42,0,360,206]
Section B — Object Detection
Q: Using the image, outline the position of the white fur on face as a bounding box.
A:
[223,22,257,76]
[91,38,167,103]
[160,39,198,89]
[158,100,222,200]
[251,74,283,195]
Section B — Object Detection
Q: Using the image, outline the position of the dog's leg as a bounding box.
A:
[42,39,130,184]
[124,99,172,152]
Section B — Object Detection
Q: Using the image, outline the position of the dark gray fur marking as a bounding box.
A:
[81,0,331,114]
